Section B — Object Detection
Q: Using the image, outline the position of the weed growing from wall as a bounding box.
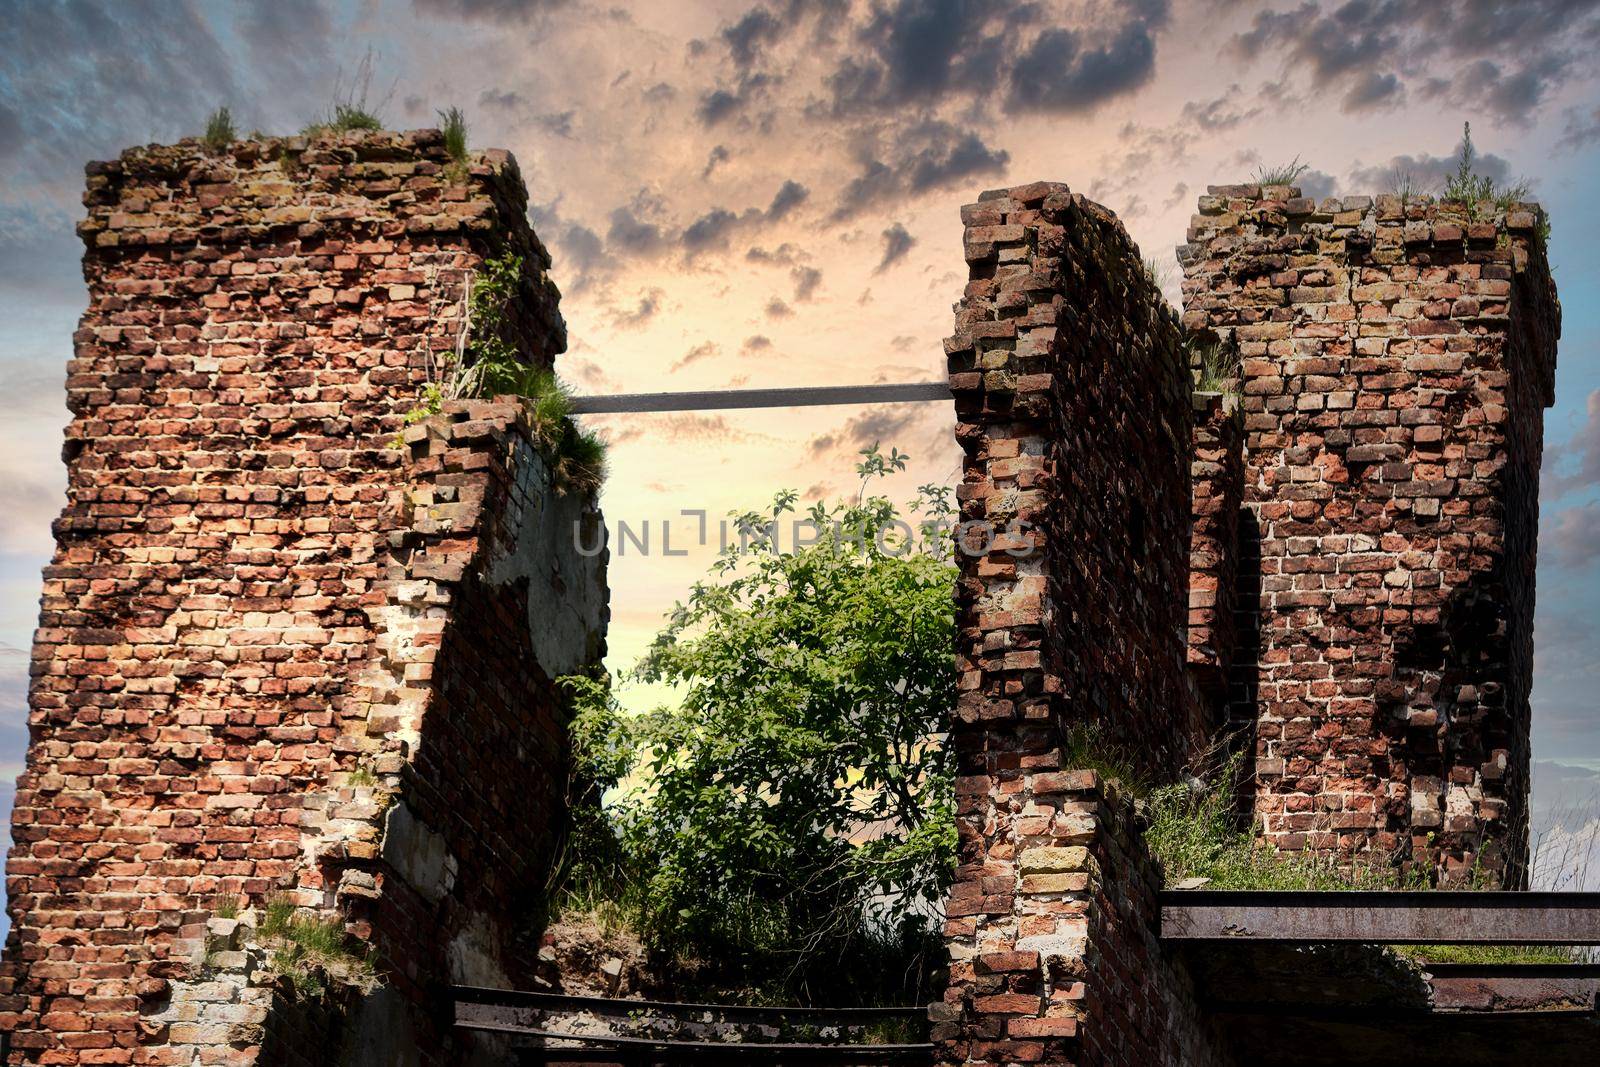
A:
[439,106,469,182]
[258,898,378,1000]
[1252,156,1310,186]
[202,107,235,151]
[391,252,607,492]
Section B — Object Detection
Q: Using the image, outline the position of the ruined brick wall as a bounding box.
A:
[1186,392,1245,740]
[1179,185,1559,884]
[938,182,1216,1066]
[0,132,605,1064]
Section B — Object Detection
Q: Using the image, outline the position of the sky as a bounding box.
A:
[1,0,1599,902]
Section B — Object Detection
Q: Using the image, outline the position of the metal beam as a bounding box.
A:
[1160,891,1600,944]
[568,381,951,414]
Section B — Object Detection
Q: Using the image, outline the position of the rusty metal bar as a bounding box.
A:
[451,984,925,1021]
[568,382,951,414]
[1160,891,1600,944]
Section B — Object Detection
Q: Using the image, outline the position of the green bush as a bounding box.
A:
[203,106,236,151]
[555,446,957,1001]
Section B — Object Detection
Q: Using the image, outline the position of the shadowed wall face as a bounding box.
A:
[0,132,604,1065]
[1180,186,1560,886]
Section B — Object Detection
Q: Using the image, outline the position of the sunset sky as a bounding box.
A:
[2,0,1599,899]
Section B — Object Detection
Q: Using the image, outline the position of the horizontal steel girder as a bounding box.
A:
[568,382,951,414]
[1160,891,1600,944]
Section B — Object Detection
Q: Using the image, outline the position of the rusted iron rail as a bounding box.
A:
[568,382,951,414]
[1161,891,1600,944]
[451,985,932,1065]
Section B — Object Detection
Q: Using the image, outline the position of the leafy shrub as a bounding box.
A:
[556,446,957,1001]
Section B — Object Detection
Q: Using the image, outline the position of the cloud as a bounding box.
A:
[671,340,720,372]
[1544,502,1600,569]
[1228,0,1600,122]
[1557,104,1600,151]
[610,288,664,329]
[875,222,916,273]
[412,0,571,22]
[833,120,1009,220]
[747,243,805,265]
[478,87,526,111]
[1342,70,1403,111]
[806,403,929,460]
[743,335,773,353]
[1180,86,1260,132]
[791,266,822,302]
[606,205,670,258]
[765,297,793,319]
[1005,19,1164,114]
[1545,390,1600,498]
[703,144,731,178]
[1346,128,1517,195]
[766,179,810,220]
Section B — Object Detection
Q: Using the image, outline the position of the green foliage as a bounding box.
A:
[1143,748,1431,891]
[1142,256,1172,293]
[439,106,469,165]
[346,766,380,788]
[389,254,606,490]
[1388,168,1422,205]
[556,446,957,1000]
[1253,156,1310,186]
[258,897,377,999]
[1190,337,1241,394]
[1059,722,1152,797]
[213,896,241,920]
[203,107,236,151]
[387,382,443,449]
[1391,943,1579,966]
[1442,122,1531,215]
[455,254,607,492]
[303,48,388,136]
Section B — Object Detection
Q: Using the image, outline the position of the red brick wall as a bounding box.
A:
[938,182,1210,1066]
[1179,186,1560,884]
[0,132,603,1064]
[1187,392,1245,740]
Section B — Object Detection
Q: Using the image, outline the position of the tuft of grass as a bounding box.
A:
[214,895,241,920]
[1192,338,1241,393]
[258,896,378,999]
[439,106,469,163]
[1059,721,1154,797]
[1253,156,1310,187]
[1388,168,1422,206]
[347,766,380,788]
[303,48,391,136]
[1142,749,1437,891]
[1142,256,1172,293]
[203,107,236,151]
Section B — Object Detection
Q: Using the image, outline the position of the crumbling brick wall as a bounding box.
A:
[1187,392,1245,741]
[1179,185,1559,885]
[938,182,1221,1067]
[0,131,605,1065]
